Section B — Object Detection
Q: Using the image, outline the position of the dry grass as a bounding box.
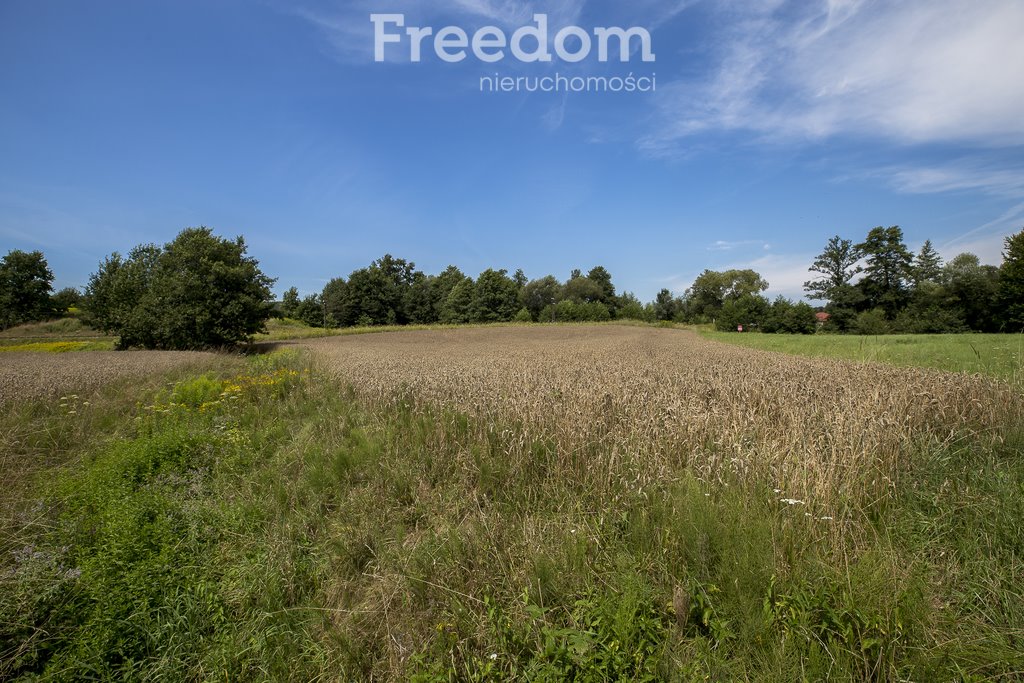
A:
[0,349,225,406]
[299,325,1020,509]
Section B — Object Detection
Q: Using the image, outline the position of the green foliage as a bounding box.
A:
[997,227,1024,330]
[472,269,520,322]
[321,278,347,327]
[851,308,891,335]
[442,277,476,324]
[281,286,300,318]
[521,276,561,320]
[856,226,914,318]
[685,269,769,322]
[84,228,274,349]
[513,307,533,323]
[715,293,770,331]
[804,235,862,301]
[0,250,55,329]
[411,578,670,682]
[539,300,611,322]
[50,287,82,315]
[294,293,325,328]
[912,239,943,285]
[653,288,681,321]
[763,297,817,334]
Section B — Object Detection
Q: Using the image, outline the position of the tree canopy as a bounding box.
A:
[85,227,275,349]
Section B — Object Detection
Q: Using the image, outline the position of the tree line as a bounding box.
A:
[1,225,1022,349]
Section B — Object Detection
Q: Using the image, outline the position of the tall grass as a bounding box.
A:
[1,336,1022,680]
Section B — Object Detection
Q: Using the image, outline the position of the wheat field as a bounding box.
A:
[300,326,1017,509]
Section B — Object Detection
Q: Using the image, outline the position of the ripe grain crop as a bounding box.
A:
[300,325,1020,510]
[0,349,224,406]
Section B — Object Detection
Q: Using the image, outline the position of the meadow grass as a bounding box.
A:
[2,337,1021,681]
[0,340,116,352]
[702,330,1024,384]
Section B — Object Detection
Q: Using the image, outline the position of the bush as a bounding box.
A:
[851,308,890,335]
[85,228,275,349]
[513,307,533,323]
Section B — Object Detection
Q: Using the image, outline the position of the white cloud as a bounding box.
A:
[642,0,1024,152]
[660,251,813,300]
[707,239,769,251]
[879,164,1024,199]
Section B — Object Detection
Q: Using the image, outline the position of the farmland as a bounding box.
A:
[2,325,1022,681]
[702,330,1024,384]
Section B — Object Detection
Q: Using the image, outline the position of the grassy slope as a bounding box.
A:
[2,346,1022,681]
[701,331,1024,384]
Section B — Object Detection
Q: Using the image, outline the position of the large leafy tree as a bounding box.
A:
[442,277,475,324]
[520,275,561,321]
[472,269,520,322]
[0,249,55,329]
[803,236,862,301]
[84,244,161,345]
[653,289,680,321]
[85,228,274,349]
[684,269,768,322]
[321,278,347,326]
[997,228,1024,330]
[855,226,913,318]
[281,287,300,318]
[942,253,999,332]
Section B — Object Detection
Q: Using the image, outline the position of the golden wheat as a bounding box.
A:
[300,326,1021,508]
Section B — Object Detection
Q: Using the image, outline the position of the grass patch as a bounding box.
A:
[0,340,115,352]
[702,331,1024,383]
[0,318,107,340]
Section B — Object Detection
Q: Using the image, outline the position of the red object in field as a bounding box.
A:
[737,325,743,332]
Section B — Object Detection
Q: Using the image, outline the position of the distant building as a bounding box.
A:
[815,311,831,327]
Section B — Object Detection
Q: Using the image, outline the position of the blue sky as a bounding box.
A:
[1,0,1022,301]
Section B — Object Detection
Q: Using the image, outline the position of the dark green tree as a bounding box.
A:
[472,269,520,322]
[716,293,770,331]
[405,272,438,325]
[912,240,943,285]
[84,244,161,346]
[653,289,680,321]
[281,287,300,318]
[432,266,468,322]
[520,276,561,321]
[294,294,325,328]
[684,269,768,322]
[442,277,476,324]
[0,249,55,328]
[513,268,528,289]
[321,278,347,327]
[562,276,604,304]
[85,228,274,349]
[941,254,998,331]
[586,266,616,304]
[51,287,82,314]
[803,236,861,301]
[855,226,913,318]
[997,228,1024,330]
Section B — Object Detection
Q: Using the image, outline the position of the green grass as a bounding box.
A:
[0,340,116,352]
[0,318,111,341]
[702,331,1024,383]
[2,349,1022,681]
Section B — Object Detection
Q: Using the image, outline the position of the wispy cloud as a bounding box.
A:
[708,239,770,251]
[641,0,1024,153]
[879,164,1024,200]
